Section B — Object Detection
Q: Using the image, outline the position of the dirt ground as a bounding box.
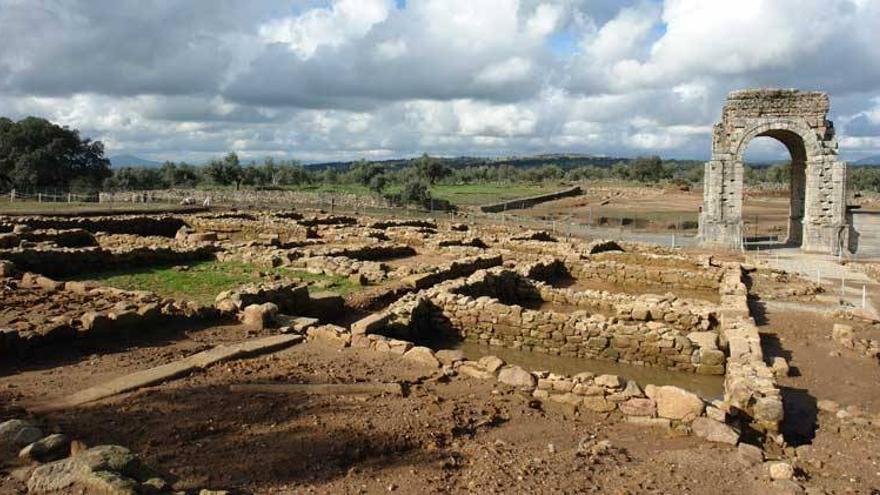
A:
[0,336,827,494]
[1,325,878,494]
[515,185,791,237]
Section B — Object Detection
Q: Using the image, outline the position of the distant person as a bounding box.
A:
[203,196,212,208]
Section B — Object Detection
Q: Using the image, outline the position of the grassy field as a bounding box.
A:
[67,260,359,305]
[429,183,564,206]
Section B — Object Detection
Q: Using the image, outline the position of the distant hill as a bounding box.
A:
[854,155,880,166]
[109,155,162,168]
[306,154,646,172]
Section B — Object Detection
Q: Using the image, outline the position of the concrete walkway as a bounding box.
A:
[747,247,879,318]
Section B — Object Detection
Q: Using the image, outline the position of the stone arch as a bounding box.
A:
[698,89,848,254]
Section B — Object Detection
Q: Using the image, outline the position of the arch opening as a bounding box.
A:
[739,130,808,249]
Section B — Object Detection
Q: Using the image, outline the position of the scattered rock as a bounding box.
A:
[0,419,43,464]
[497,365,537,390]
[817,399,839,413]
[240,303,279,329]
[478,355,505,374]
[767,461,795,481]
[690,417,739,445]
[19,434,71,463]
[403,346,441,368]
[435,349,465,366]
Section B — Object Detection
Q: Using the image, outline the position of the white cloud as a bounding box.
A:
[259,0,392,59]
[0,0,878,162]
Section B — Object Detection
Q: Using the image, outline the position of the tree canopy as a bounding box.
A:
[0,116,111,190]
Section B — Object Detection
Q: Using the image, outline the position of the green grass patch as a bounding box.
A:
[68,259,359,305]
[429,183,564,206]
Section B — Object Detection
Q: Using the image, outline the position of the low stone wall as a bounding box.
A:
[0,273,217,359]
[479,186,582,213]
[303,243,416,261]
[565,259,723,293]
[298,215,358,227]
[215,281,310,314]
[384,268,725,374]
[188,215,314,241]
[0,229,97,249]
[0,215,187,237]
[98,188,393,209]
[0,245,215,278]
[718,264,784,434]
[400,254,503,290]
[369,219,436,230]
[343,319,741,447]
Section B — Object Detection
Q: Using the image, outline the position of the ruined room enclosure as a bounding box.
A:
[378,263,725,378]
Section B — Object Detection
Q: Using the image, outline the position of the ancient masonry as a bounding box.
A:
[699,89,848,254]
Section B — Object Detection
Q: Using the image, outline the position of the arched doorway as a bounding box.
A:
[738,131,808,247]
[699,89,848,255]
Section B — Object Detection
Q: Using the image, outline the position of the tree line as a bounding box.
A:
[8,116,880,205]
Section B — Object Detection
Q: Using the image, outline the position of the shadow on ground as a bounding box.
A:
[41,381,450,493]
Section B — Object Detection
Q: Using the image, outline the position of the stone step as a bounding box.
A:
[38,334,303,410]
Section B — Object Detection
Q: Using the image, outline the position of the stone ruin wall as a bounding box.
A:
[0,215,187,238]
[0,270,218,359]
[0,245,215,278]
[565,259,723,293]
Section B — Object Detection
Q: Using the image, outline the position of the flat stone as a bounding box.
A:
[46,334,302,409]
[594,374,624,389]
[625,416,671,428]
[457,363,494,380]
[618,398,656,417]
[690,417,739,444]
[350,311,390,335]
[403,346,441,368]
[581,396,616,413]
[497,365,536,390]
[687,331,718,349]
[478,355,505,373]
[649,385,705,422]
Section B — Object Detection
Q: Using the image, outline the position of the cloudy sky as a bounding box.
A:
[1,0,879,163]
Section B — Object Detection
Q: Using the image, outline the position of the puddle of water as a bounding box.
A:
[446,340,724,399]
